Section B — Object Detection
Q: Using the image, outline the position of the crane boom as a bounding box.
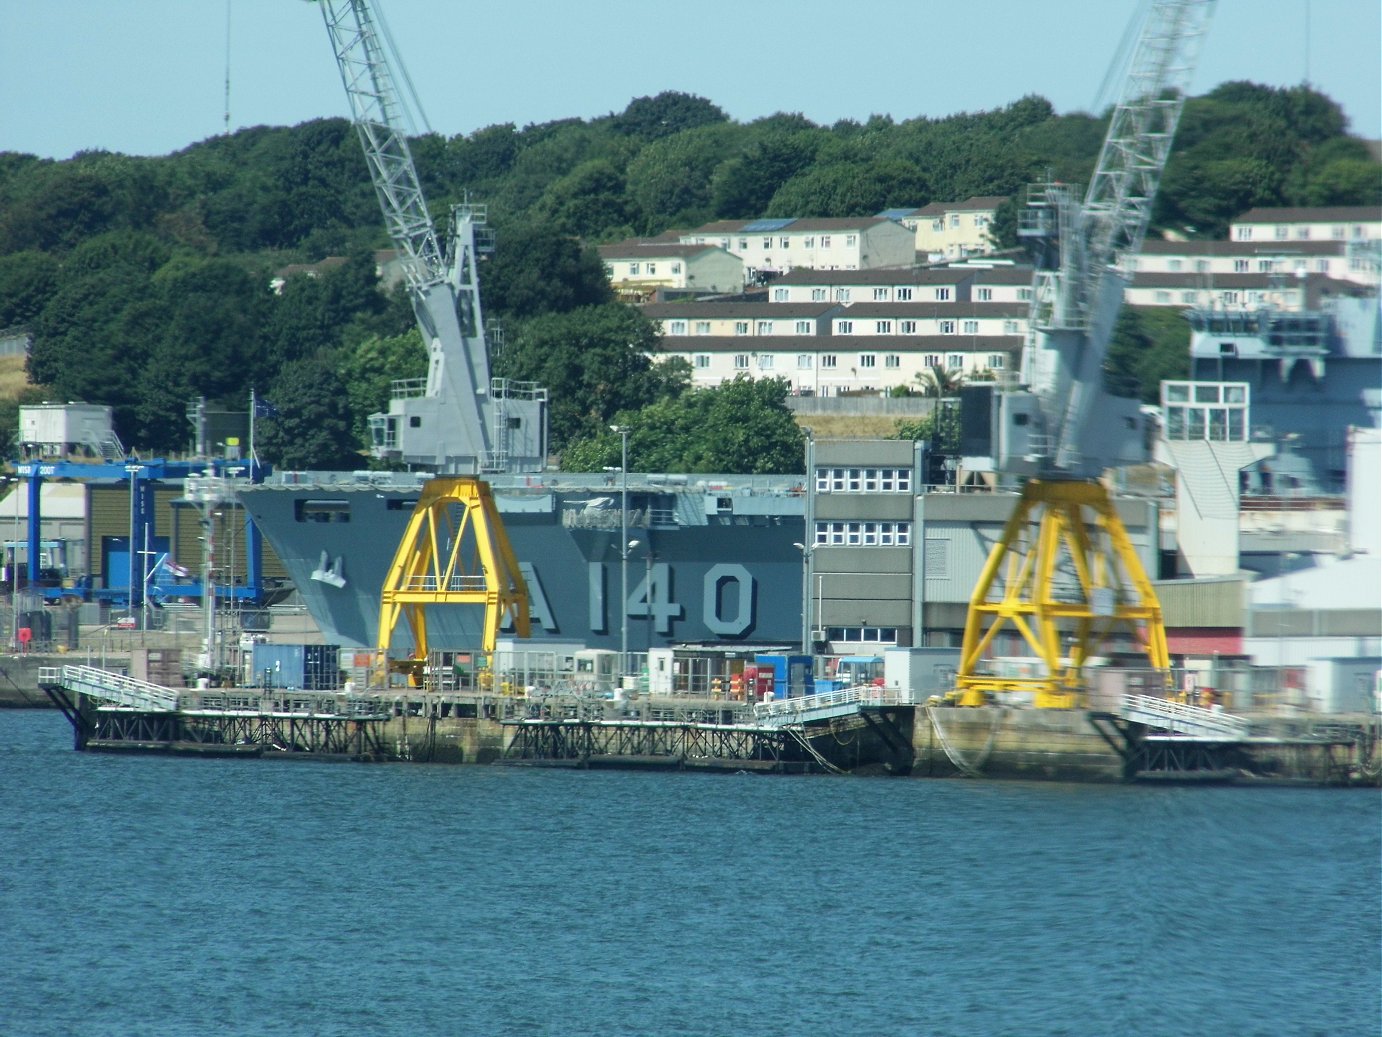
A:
[957,0,1214,709]
[313,0,547,474]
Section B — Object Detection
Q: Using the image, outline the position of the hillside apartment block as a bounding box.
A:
[618,203,1379,396]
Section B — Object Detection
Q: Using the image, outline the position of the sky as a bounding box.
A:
[1,0,1379,162]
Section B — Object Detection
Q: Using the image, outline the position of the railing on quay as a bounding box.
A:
[754,685,914,727]
[39,664,182,712]
[1121,693,1251,739]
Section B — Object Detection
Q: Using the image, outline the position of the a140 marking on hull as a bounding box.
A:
[519,561,760,639]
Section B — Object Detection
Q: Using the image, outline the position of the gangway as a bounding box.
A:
[754,686,914,729]
[1119,693,1250,739]
[38,664,181,712]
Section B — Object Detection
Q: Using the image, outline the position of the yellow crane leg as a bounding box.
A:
[954,478,1168,709]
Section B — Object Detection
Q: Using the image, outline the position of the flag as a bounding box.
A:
[163,559,190,578]
[254,397,280,419]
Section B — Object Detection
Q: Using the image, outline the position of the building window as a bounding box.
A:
[1196,260,1210,272]
[1233,259,1249,272]
[773,288,789,302]
[1017,288,1032,301]
[873,288,890,301]
[1155,291,1171,303]
[946,353,963,370]
[838,320,854,334]
[988,353,1005,369]
[949,214,960,228]
[1221,291,1239,304]
[738,238,748,250]
[1315,259,1329,273]
[836,288,851,302]
[814,468,913,494]
[757,321,773,335]
[804,237,814,248]
[669,320,687,335]
[629,262,640,275]
[859,354,876,368]
[896,287,913,301]
[1003,320,1020,334]
[845,234,857,246]
[900,320,917,334]
[1181,291,1197,303]
[1274,226,1289,240]
[1331,225,1345,239]
[876,320,893,334]
[962,320,979,334]
[821,355,838,369]
[976,287,993,301]
[1167,259,1183,272]
[647,263,656,275]
[735,321,749,336]
[936,288,951,301]
[932,218,944,231]
[923,353,941,368]
[885,354,901,369]
[1235,227,1252,240]
[780,237,791,249]
[940,320,956,334]
[797,354,813,369]
[811,288,827,301]
[795,320,811,334]
[671,263,682,274]
[720,238,730,249]
[734,354,749,370]
[762,237,772,249]
[821,235,831,247]
[1258,260,1274,273]
[694,354,710,369]
[813,519,912,546]
[604,264,614,278]
[758,354,774,370]
[695,321,710,335]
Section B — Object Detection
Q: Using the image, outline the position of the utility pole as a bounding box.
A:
[612,425,631,684]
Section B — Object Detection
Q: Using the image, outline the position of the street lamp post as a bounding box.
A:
[611,425,631,683]
[792,541,812,656]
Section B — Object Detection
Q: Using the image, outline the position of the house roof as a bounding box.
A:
[1138,238,1348,256]
[830,302,1029,319]
[598,239,728,260]
[642,302,840,319]
[686,217,897,235]
[911,196,1010,217]
[771,266,973,286]
[1233,205,1382,225]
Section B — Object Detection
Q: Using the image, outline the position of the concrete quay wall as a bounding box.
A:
[376,714,509,765]
[914,706,1126,783]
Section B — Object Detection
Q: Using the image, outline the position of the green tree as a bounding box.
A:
[255,357,363,470]
[481,224,611,319]
[614,92,728,140]
[497,303,685,448]
[561,377,803,474]
[338,329,429,445]
[0,251,60,328]
[1103,306,1190,402]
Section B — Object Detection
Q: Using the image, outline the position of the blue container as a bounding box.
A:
[754,653,815,698]
[252,643,341,691]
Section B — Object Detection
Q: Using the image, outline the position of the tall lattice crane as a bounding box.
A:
[954,0,1216,709]
[315,0,547,475]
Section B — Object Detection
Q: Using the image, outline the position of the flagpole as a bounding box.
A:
[249,387,257,469]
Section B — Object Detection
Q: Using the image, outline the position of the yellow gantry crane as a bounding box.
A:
[954,480,1170,709]
[954,0,1214,708]
[375,478,529,685]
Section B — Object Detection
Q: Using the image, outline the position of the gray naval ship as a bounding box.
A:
[237,469,807,654]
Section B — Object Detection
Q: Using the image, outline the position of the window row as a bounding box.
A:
[815,467,913,493]
[824,626,899,645]
[697,354,1007,372]
[815,520,912,546]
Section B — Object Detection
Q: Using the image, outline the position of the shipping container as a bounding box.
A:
[251,643,341,691]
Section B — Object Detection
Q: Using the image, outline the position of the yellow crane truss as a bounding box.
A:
[954,479,1169,709]
[376,478,529,684]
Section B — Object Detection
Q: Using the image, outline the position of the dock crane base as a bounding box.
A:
[954,479,1170,710]
[375,478,530,686]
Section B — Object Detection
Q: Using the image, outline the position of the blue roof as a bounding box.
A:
[742,218,797,232]
[878,208,916,220]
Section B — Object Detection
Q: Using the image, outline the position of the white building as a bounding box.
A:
[899,196,1007,260]
[679,217,915,281]
[598,239,743,300]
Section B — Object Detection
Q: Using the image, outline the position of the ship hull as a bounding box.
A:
[239,479,807,653]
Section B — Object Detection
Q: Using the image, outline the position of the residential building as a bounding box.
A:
[903,196,1007,260]
[1229,205,1382,244]
[1127,237,1378,287]
[598,239,743,300]
[679,217,915,281]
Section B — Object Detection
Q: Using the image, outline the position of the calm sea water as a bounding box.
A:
[1,709,1378,1037]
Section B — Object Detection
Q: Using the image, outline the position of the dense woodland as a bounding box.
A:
[0,82,1376,472]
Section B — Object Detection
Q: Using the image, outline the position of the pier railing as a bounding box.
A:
[754,685,914,727]
[39,664,182,712]
[1121,693,1251,739]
